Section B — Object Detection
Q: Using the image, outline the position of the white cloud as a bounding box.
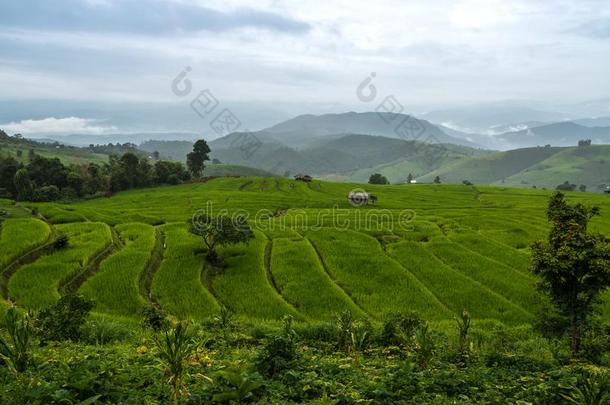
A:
[1,117,117,135]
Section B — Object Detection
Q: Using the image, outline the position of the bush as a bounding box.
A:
[255,316,299,378]
[379,311,424,347]
[35,295,94,342]
[141,305,169,332]
[54,233,69,250]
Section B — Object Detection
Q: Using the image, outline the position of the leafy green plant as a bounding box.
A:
[348,320,370,368]
[335,310,355,352]
[455,310,471,358]
[563,371,610,405]
[213,364,264,403]
[153,321,203,401]
[531,192,610,357]
[414,323,435,369]
[0,308,34,373]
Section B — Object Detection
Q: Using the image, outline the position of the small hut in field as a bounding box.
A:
[294,174,313,182]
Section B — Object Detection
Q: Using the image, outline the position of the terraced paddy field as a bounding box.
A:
[2,177,610,326]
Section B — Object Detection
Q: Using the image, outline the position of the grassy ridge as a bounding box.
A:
[387,241,531,324]
[8,222,112,310]
[79,223,156,317]
[270,236,366,320]
[448,231,531,273]
[305,228,452,320]
[152,223,219,321]
[213,231,301,321]
[427,238,537,314]
[0,218,51,269]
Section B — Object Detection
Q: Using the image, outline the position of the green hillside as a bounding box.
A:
[499,144,610,190]
[3,178,610,325]
[0,139,109,165]
[420,145,610,191]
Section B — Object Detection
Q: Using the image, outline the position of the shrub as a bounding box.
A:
[141,305,169,332]
[256,316,299,378]
[53,233,69,250]
[35,294,94,342]
[380,312,424,347]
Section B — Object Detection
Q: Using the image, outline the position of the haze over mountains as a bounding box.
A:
[5,108,610,191]
[135,111,610,191]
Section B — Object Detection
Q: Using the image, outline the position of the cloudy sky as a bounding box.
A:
[1,0,610,135]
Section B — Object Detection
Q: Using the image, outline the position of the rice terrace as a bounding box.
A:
[3,0,610,403]
[3,178,610,325]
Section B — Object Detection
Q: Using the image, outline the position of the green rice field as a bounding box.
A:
[2,177,610,326]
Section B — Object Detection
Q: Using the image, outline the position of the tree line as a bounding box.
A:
[0,139,211,202]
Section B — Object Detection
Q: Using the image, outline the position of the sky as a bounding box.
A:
[1,0,610,135]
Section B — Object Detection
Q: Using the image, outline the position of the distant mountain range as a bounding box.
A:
[6,109,610,191]
[495,122,610,148]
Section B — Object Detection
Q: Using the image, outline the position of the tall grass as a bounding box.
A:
[427,238,537,313]
[213,230,301,321]
[0,218,51,269]
[305,229,452,321]
[270,236,366,320]
[152,223,219,321]
[79,223,156,317]
[8,222,112,310]
[449,231,531,273]
[387,240,532,324]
